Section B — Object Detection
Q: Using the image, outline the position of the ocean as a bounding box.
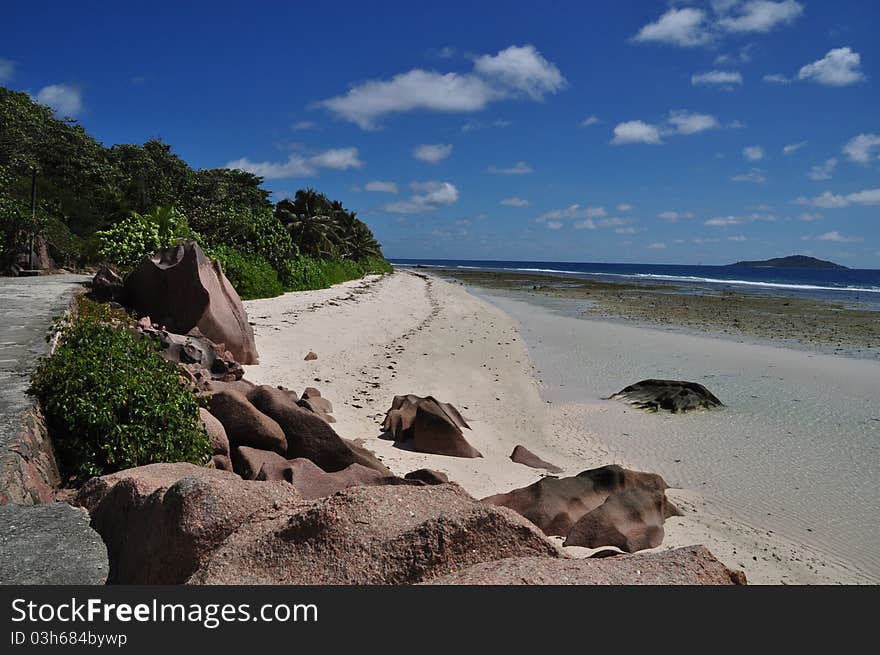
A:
[390,259,880,310]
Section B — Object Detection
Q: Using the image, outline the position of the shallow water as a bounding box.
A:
[473,287,880,583]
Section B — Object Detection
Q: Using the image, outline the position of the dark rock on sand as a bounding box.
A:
[255,458,415,499]
[207,389,288,455]
[298,386,335,423]
[424,546,746,585]
[382,394,480,458]
[404,469,449,485]
[482,464,675,537]
[124,240,259,364]
[0,503,109,585]
[610,379,723,413]
[75,463,302,584]
[563,487,673,552]
[231,446,288,480]
[304,351,317,361]
[510,445,563,473]
[187,483,559,584]
[91,265,126,304]
[249,385,386,472]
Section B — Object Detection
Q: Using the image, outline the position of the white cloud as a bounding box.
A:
[461,118,513,132]
[413,143,453,163]
[574,219,596,230]
[634,2,802,48]
[537,205,606,223]
[320,45,566,129]
[615,227,641,234]
[732,168,766,183]
[617,203,633,212]
[633,8,711,47]
[718,1,804,33]
[847,189,880,205]
[727,235,748,241]
[309,147,363,170]
[580,115,600,127]
[798,47,866,86]
[691,70,743,86]
[0,58,14,83]
[546,221,563,230]
[659,211,695,222]
[364,181,399,194]
[225,147,363,179]
[795,188,880,208]
[743,145,764,161]
[611,120,662,145]
[292,121,317,131]
[804,231,862,243]
[385,181,459,213]
[501,197,529,207]
[798,212,822,222]
[487,161,534,174]
[783,141,807,154]
[598,217,630,227]
[668,110,720,134]
[808,158,837,181]
[763,73,791,84]
[843,133,880,164]
[472,44,567,100]
[648,242,667,249]
[715,43,758,65]
[705,216,743,226]
[35,84,83,117]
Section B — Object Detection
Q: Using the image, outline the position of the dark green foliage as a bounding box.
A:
[280,255,392,291]
[30,297,211,481]
[189,204,296,271]
[275,189,384,261]
[206,244,284,300]
[1,87,391,296]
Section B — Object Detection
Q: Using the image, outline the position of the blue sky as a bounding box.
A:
[2,0,879,266]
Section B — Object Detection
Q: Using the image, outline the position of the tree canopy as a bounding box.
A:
[0,86,387,283]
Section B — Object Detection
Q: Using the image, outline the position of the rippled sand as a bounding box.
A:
[480,289,880,584]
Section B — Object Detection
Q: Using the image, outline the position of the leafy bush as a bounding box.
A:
[30,297,210,481]
[280,255,393,291]
[94,206,191,270]
[206,244,284,300]
[189,204,296,271]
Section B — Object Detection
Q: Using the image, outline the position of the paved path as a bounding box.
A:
[0,275,89,456]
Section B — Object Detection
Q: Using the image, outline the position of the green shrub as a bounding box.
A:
[30,298,210,481]
[94,206,191,270]
[206,244,283,300]
[189,204,297,271]
[278,255,393,291]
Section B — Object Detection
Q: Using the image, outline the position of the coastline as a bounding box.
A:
[243,269,878,584]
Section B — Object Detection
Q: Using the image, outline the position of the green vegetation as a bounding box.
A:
[29,297,211,481]
[94,206,193,270]
[1,86,392,294]
[206,244,284,300]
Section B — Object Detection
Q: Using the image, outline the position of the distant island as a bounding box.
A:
[727,255,848,270]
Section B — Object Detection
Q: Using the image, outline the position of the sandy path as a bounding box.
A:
[244,270,565,498]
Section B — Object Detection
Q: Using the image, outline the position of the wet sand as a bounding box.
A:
[428,268,880,360]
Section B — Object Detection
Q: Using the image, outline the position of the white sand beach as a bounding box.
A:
[243,270,879,585]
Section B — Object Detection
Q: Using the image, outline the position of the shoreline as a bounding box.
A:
[424,267,880,362]
[243,270,877,584]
